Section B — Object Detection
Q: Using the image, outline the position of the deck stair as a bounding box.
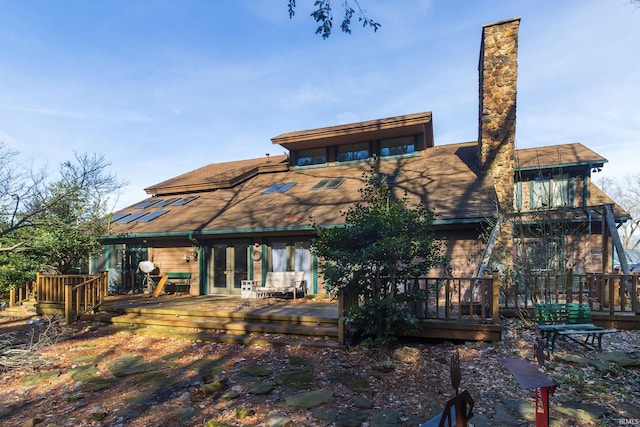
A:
[476,215,502,278]
[82,300,339,344]
[1,299,37,320]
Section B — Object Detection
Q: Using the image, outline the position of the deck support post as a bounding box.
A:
[338,288,345,345]
[492,270,500,324]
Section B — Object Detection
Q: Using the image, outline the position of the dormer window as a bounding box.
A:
[336,143,369,162]
[380,136,416,157]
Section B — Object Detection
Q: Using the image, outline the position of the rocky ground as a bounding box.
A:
[0,310,639,427]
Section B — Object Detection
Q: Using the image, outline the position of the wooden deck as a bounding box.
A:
[31,272,639,345]
[87,294,340,342]
[100,294,339,319]
[83,294,503,344]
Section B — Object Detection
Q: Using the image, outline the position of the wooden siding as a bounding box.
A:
[148,247,199,295]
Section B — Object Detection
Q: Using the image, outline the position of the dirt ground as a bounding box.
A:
[0,312,639,427]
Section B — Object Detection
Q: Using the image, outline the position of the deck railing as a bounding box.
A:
[7,282,34,307]
[35,272,109,324]
[336,271,640,344]
[400,274,500,323]
[337,272,502,344]
[502,272,640,314]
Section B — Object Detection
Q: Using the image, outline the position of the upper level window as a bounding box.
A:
[296,148,327,166]
[530,174,572,209]
[336,143,369,162]
[380,136,415,157]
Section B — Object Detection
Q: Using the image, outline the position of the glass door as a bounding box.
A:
[208,242,248,295]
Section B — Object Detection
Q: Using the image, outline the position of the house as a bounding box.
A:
[100,18,629,297]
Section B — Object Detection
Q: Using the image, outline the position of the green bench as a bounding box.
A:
[535,303,616,352]
[165,272,191,294]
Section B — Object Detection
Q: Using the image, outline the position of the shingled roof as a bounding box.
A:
[515,142,606,171]
[107,141,499,238]
[106,137,626,239]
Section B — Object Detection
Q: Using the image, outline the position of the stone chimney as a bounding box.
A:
[478,18,520,212]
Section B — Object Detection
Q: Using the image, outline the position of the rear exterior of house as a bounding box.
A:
[99,18,629,297]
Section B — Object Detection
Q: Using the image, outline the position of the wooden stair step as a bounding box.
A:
[100,307,336,328]
[121,326,343,349]
[82,313,338,337]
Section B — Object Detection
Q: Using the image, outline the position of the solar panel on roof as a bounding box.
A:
[154,198,179,207]
[262,182,296,194]
[370,173,398,185]
[117,211,149,224]
[133,199,163,209]
[312,177,344,190]
[137,209,169,223]
[173,196,199,206]
[325,177,345,189]
[311,179,330,190]
[111,212,130,221]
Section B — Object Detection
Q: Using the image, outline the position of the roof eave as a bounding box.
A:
[272,112,434,151]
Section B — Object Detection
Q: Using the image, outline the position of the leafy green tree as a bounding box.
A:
[0,144,125,291]
[288,0,380,39]
[312,170,445,346]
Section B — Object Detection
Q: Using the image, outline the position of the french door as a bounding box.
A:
[208,242,249,295]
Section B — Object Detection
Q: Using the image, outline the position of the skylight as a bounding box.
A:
[173,196,199,206]
[116,211,149,224]
[371,173,399,185]
[133,199,163,209]
[312,177,345,190]
[137,209,170,222]
[155,198,179,207]
[111,212,129,221]
[262,182,296,194]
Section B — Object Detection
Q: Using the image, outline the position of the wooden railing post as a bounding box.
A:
[101,270,108,299]
[36,272,41,303]
[64,282,74,325]
[9,287,16,307]
[620,275,628,312]
[632,275,639,314]
[609,276,616,315]
[565,269,573,303]
[492,270,501,324]
[337,288,345,346]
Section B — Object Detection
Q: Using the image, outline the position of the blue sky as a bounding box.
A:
[1,0,638,210]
